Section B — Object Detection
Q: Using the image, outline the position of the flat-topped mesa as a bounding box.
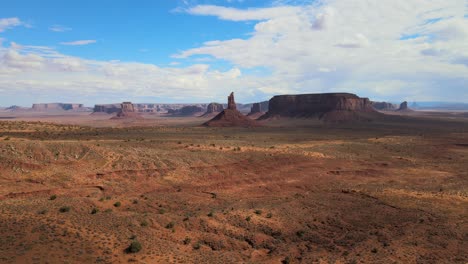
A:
[111,102,143,119]
[206,103,224,114]
[121,102,135,113]
[262,93,379,122]
[202,103,224,117]
[168,105,204,116]
[372,101,397,111]
[228,92,237,110]
[249,103,262,114]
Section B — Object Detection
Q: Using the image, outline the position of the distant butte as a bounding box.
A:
[203,92,259,127]
[111,102,144,119]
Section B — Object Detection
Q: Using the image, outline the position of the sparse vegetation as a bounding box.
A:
[126,241,142,253]
[59,206,71,213]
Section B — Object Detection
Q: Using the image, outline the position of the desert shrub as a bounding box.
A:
[91,208,99,214]
[126,241,142,253]
[59,206,71,213]
[371,248,378,253]
[254,210,262,215]
[158,208,166,214]
[246,216,251,222]
[49,195,57,200]
[38,209,48,215]
[207,211,214,217]
[266,213,273,218]
[140,220,149,227]
[193,243,201,250]
[296,230,305,238]
[4,137,10,141]
[132,199,138,204]
[183,237,191,245]
[165,222,174,229]
[282,256,290,264]
[104,209,112,213]
[114,202,121,207]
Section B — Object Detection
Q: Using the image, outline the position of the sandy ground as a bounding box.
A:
[0,111,467,263]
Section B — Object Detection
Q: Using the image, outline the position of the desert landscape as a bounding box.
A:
[1,1,468,263]
[0,93,467,264]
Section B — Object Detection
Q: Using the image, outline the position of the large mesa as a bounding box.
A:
[261,93,379,122]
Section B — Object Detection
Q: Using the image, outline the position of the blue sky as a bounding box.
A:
[0,0,467,106]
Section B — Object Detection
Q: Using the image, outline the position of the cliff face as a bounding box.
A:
[266,93,374,116]
[205,103,224,114]
[262,93,378,122]
[372,102,397,111]
[168,105,204,116]
[111,102,143,119]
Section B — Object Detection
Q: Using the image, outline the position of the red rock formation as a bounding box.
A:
[202,103,224,117]
[247,103,266,119]
[398,101,409,111]
[261,93,379,122]
[204,92,259,127]
[227,92,237,110]
[372,101,397,111]
[111,102,143,119]
[168,105,204,116]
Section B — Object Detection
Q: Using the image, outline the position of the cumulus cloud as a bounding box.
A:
[1,1,468,105]
[176,0,468,101]
[60,40,96,46]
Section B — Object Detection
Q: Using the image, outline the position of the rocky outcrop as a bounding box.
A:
[93,104,121,114]
[206,103,224,114]
[202,103,224,117]
[261,93,378,122]
[227,92,237,110]
[32,103,84,111]
[398,101,409,111]
[372,101,397,111]
[247,103,266,119]
[111,102,143,119]
[168,106,204,116]
[204,92,259,127]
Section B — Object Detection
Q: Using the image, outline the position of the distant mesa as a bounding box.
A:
[32,103,85,112]
[247,102,266,119]
[110,102,144,119]
[397,101,412,111]
[168,105,205,116]
[93,104,121,114]
[202,103,224,117]
[372,101,397,111]
[260,93,379,122]
[204,92,259,127]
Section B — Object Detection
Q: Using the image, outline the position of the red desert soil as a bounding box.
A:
[0,115,467,264]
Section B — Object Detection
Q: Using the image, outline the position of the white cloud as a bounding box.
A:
[186,5,301,21]
[49,24,72,32]
[175,0,468,101]
[0,17,23,32]
[60,40,96,46]
[1,1,468,104]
